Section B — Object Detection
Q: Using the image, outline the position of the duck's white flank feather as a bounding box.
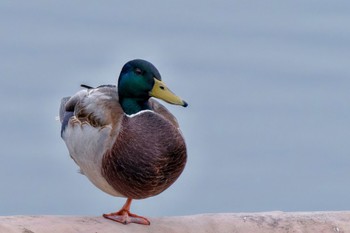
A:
[62,122,124,197]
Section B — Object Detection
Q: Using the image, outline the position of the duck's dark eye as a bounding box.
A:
[135,68,143,75]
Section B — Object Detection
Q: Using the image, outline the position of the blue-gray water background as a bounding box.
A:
[1,1,349,216]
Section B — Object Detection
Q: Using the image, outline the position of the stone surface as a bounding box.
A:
[0,212,349,233]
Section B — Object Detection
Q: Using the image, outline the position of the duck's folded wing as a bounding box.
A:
[59,86,124,135]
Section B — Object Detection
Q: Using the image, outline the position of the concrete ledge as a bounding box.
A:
[1,212,349,233]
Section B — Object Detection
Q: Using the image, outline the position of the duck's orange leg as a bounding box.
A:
[103,198,150,225]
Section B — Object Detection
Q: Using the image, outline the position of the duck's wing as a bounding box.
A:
[60,85,124,133]
[59,85,125,160]
[149,99,180,128]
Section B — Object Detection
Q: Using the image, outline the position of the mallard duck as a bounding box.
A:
[59,59,188,225]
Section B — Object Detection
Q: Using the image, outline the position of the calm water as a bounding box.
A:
[1,1,350,216]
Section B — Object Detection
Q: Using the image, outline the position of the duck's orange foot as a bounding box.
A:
[103,210,150,225]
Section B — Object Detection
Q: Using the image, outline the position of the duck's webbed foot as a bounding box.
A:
[103,198,150,225]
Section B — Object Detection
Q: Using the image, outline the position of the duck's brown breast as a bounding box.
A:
[101,111,187,199]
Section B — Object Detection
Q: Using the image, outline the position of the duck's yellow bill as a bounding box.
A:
[149,79,188,107]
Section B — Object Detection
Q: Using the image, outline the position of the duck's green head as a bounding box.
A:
[118,59,188,115]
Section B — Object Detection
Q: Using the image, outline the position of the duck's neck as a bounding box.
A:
[119,97,151,115]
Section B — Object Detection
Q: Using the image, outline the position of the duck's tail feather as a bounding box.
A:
[59,97,73,137]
